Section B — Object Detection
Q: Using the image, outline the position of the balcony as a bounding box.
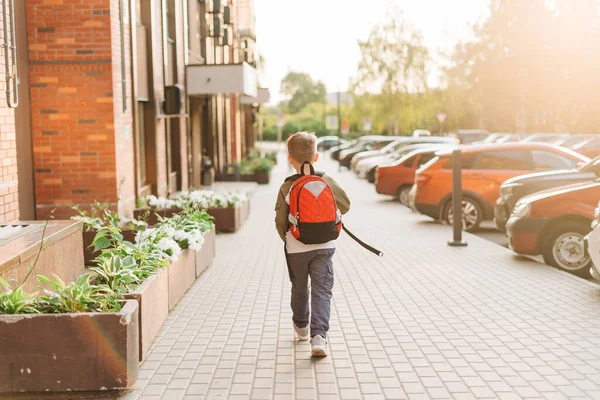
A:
[186,62,257,98]
[240,87,270,105]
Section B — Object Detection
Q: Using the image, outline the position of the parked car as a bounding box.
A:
[506,182,600,277]
[475,133,523,145]
[557,134,593,149]
[571,136,600,158]
[330,136,382,161]
[339,137,399,168]
[351,137,458,175]
[317,136,346,151]
[412,143,589,232]
[584,207,600,280]
[360,144,433,182]
[449,129,490,144]
[375,146,455,204]
[521,133,569,144]
[413,129,431,137]
[495,156,597,232]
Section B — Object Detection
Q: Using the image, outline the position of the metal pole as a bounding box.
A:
[448,149,468,247]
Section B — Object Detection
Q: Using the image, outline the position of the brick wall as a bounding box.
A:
[26,0,136,218]
[0,9,19,223]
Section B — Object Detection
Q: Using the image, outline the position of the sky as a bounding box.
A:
[254,0,490,104]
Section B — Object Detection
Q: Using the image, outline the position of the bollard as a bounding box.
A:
[448,149,468,247]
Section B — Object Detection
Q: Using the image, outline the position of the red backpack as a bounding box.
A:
[285,162,383,257]
[286,163,341,244]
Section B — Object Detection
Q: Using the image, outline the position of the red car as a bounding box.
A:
[507,182,599,277]
[375,146,453,204]
[413,143,589,232]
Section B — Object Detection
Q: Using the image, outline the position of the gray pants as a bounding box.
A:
[285,249,335,338]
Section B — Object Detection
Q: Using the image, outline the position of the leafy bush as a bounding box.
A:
[36,274,121,313]
[238,157,274,175]
[0,277,39,314]
[71,202,147,233]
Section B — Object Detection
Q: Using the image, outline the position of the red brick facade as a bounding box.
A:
[26,0,131,218]
[11,0,261,220]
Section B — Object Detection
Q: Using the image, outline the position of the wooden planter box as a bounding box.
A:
[134,200,249,233]
[82,229,136,267]
[196,229,216,278]
[133,208,182,227]
[1,221,85,293]
[0,300,139,393]
[207,206,240,232]
[123,268,169,361]
[168,249,196,311]
[240,172,270,184]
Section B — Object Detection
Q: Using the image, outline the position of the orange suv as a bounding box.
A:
[413,143,589,232]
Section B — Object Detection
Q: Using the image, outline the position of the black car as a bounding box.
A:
[318,136,347,151]
[494,156,599,232]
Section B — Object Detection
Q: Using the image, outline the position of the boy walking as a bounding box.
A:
[275,132,350,357]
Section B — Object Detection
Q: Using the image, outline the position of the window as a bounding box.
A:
[417,153,436,168]
[477,150,529,170]
[533,150,576,170]
[402,155,417,168]
[442,153,477,170]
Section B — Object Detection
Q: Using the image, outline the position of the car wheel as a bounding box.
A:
[543,222,592,278]
[397,186,411,206]
[443,197,483,232]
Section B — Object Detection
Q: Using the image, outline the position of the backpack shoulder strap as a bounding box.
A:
[284,171,324,182]
[284,174,301,183]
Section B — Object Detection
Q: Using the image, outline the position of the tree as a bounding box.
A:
[445,0,600,133]
[351,11,430,135]
[280,72,327,114]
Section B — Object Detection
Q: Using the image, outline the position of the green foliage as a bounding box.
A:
[36,273,122,313]
[71,202,121,232]
[0,277,39,314]
[445,0,600,132]
[280,72,327,114]
[89,255,148,293]
[350,13,431,135]
[238,157,274,174]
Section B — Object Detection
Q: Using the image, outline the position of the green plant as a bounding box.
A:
[252,157,274,174]
[71,202,122,232]
[90,255,149,293]
[0,277,39,314]
[237,157,274,175]
[36,273,121,313]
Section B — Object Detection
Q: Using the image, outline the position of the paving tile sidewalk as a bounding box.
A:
[124,154,600,400]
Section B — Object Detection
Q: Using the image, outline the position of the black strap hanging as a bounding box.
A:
[342,224,384,257]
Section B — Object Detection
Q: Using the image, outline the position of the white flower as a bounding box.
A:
[157,237,181,261]
[135,228,156,245]
[146,195,177,209]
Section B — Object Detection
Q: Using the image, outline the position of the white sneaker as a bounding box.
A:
[293,323,310,341]
[311,335,328,357]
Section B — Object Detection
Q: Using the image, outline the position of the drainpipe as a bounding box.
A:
[2,0,18,108]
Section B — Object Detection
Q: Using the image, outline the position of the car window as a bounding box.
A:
[417,153,436,167]
[532,150,577,170]
[401,155,417,168]
[476,150,529,170]
[442,153,477,169]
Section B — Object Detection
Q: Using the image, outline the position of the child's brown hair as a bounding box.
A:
[287,132,317,164]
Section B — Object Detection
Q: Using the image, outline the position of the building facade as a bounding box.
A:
[0,0,267,223]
